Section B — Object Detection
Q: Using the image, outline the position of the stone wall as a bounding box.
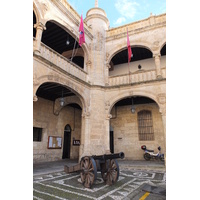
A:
[110,103,164,160]
[33,97,81,163]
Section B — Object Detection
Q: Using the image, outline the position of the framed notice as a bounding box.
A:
[48,136,62,149]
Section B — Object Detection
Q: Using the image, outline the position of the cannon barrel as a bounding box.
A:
[92,152,125,161]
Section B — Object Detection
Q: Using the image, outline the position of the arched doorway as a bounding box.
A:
[62,125,71,159]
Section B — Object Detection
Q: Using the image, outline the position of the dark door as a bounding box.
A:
[110,131,114,153]
[62,125,71,159]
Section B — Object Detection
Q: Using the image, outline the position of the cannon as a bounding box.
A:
[80,152,125,188]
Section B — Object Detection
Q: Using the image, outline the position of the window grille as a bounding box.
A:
[137,110,154,141]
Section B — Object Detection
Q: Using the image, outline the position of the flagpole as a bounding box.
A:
[128,59,130,84]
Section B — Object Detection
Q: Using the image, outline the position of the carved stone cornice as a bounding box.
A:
[85,13,109,26]
[106,13,166,41]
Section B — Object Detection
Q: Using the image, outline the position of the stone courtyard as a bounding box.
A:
[33,167,166,200]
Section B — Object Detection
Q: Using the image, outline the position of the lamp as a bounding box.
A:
[66,34,70,45]
[131,97,135,114]
[66,40,70,45]
[59,89,65,107]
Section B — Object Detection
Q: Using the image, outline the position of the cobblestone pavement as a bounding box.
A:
[33,168,166,200]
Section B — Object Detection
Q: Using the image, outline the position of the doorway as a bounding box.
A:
[62,125,71,159]
[110,126,114,153]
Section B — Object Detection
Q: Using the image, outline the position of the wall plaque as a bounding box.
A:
[73,140,80,146]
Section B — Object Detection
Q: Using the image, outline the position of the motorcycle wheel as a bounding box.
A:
[160,155,164,162]
[144,153,151,161]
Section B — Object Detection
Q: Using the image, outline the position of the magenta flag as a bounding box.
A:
[127,30,132,63]
[79,15,85,46]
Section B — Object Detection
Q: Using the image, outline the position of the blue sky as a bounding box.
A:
[67,0,166,28]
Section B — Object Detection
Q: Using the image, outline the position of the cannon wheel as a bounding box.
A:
[101,159,119,185]
[80,156,97,188]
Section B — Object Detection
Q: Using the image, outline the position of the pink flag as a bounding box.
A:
[79,14,85,46]
[127,30,132,63]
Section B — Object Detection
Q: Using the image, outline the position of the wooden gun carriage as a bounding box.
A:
[64,152,125,188]
[81,152,125,188]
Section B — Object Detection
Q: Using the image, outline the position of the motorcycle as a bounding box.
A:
[141,145,164,161]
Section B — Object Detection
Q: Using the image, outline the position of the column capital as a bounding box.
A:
[34,22,46,30]
[82,110,90,118]
[106,63,111,69]
[159,105,166,116]
[86,60,92,67]
[153,53,161,58]
[33,95,38,102]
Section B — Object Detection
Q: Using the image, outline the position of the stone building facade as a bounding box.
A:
[33,0,166,163]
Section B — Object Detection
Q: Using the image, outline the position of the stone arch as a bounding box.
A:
[107,90,161,116]
[54,96,82,115]
[107,41,153,64]
[42,19,90,71]
[33,1,42,24]
[159,40,166,53]
[33,75,88,113]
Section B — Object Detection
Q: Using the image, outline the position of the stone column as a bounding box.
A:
[154,54,162,79]
[33,22,46,55]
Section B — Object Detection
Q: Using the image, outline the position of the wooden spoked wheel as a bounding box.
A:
[80,156,97,188]
[101,159,119,185]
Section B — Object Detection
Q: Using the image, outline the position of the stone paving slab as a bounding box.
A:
[33,168,166,200]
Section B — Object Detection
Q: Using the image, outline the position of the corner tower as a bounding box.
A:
[85,0,109,86]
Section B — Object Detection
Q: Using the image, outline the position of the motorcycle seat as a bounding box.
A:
[146,149,154,152]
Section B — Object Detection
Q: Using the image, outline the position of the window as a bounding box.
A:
[137,110,154,141]
[33,127,42,141]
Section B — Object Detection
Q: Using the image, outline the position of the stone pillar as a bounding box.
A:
[86,60,92,81]
[105,114,112,154]
[79,111,91,160]
[159,105,166,166]
[154,54,162,79]
[105,63,110,85]
[33,22,46,55]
